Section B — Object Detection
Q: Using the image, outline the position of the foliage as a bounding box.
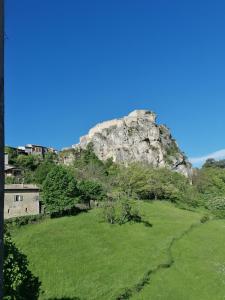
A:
[5,214,48,229]
[102,201,116,224]
[193,167,225,199]
[3,229,41,299]
[15,154,41,171]
[102,198,142,225]
[73,143,104,169]
[206,197,225,218]
[44,152,58,163]
[77,180,106,207]
[164,140,180,164]
[5,176,18,184]
[115,163,199,206]
[42,165,79,213]
[200,214,210,223]
[5,146,18,165]
[203,158,225,169]
[34,161,55,185]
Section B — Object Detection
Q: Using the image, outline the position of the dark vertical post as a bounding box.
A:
[0,0,4,298]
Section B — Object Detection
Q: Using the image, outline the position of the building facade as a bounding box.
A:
[4,184,40,219]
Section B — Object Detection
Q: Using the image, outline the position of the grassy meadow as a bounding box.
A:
[11,201,225,300]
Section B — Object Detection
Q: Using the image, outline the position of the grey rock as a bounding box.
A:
[71,110,192,177]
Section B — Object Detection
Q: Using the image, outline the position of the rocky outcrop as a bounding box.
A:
[71,110,192,177]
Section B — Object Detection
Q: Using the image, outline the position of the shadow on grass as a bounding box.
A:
[50,206,89,219]
[129,215,153,227]
[47,298,81,300]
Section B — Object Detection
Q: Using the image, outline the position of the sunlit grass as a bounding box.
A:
[12,201,203,299]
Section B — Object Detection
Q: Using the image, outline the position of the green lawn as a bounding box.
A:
[11,201,225,300]
[132,219,225,300]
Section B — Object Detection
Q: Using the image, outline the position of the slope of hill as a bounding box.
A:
[11,201,225,300]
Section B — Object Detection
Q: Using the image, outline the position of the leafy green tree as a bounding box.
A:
[4,146,18,165]
[193,167,225,198]
[116,163,199,206]
[42,165,79,213]
[43,152,57,163]
[203,158,225,169]
[34,161,55,185]
[15,155,41,171]
[78,180,106,207]
[116,163,151,198]
[3,230,41,299]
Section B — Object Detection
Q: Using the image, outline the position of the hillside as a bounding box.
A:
[69,110,192,177]
[11,201,225,300]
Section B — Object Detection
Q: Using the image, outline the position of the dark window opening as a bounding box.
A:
[14,195,23,202]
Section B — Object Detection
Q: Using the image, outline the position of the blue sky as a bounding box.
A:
[5,0,225,166]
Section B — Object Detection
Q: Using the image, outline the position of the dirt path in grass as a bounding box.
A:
[115,218,210,300]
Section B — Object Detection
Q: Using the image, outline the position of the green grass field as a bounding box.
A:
[11,201,225,300]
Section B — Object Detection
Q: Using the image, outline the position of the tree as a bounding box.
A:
[4,146,17,165]
[34,161,55,185]
[115,163,199,206]
[15,155,40,171]
[42,165,79,213]
[203,158,225,169]
[116,163,151,198]
[193,167,225,199]
[78,180,106,207]
[3,230,41,299]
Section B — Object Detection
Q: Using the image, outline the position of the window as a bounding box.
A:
[25,208,28,212]
[14,195,23,202]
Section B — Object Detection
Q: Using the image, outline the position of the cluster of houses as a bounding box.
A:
[4,144,57,219]
[5,144,57,177]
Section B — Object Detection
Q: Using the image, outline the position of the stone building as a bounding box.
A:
[20,144,58,156]
[4,184,40,219]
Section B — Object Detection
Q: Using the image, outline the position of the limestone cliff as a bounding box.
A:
[71,110,192,177]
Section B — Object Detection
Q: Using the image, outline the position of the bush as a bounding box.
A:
[200,214,210,223]
[3,229,41,299]
[193,167,225,199]
[102,198,142,225]
[115,163,200,206]
[207,197,225,211]
[5,214,47,229]
[102,202,116,224]
[206,197,225,218]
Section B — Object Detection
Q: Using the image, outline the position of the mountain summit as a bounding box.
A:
[72,110,192,177]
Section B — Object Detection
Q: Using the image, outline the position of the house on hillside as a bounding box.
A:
[4,165,22,177]
[18,144,58,157]
[4,184,40,219]
[4,153,22,177]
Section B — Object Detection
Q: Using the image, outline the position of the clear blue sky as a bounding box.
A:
[5,0,225,164]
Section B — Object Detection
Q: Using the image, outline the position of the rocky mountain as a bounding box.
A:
[70,110,192,177]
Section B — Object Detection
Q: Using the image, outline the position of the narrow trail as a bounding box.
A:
[115,219,210,300]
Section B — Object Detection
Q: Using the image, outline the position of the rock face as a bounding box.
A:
[72,110,192,177]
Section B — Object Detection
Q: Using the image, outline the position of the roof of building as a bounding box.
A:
[5,184,40,191]
[4,164,21,171]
